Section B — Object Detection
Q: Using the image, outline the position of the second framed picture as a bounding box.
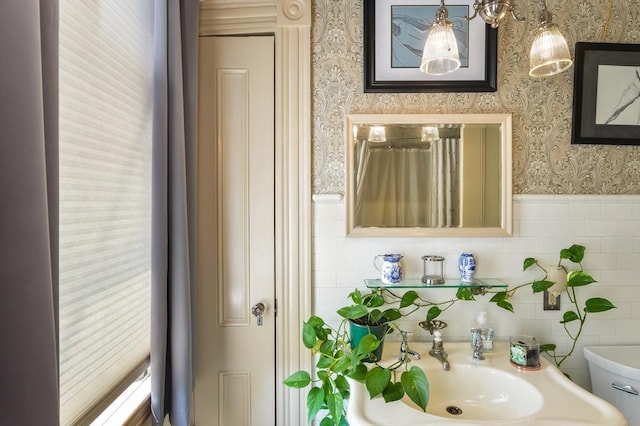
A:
[363,0,498,93]
[571,42,640,145]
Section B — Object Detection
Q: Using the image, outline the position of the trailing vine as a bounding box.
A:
[383,244,616,374]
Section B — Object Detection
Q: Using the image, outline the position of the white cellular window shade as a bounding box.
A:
[59,1,154,424]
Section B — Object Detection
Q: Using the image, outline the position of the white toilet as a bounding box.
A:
[584,345,640,426]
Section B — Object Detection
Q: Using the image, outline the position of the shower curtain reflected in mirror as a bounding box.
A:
[355,136,460,228]
[430,137,460,227]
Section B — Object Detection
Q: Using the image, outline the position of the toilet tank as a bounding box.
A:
[584,345,640,426]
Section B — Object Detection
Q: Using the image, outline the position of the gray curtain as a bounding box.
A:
[151,1,199,425]
[356,146,432,227]
[0,0,60,425]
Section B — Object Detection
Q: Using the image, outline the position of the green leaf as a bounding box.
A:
[322,379,332,398]
[381,308,401,322]
[363,293,385,308]
[315,327,329,341]
[347,363,367,381]
[400,291,419,308]
[283,370,311,388]
[382,382,404,403]
[523,257,537,271]
[321,327,335,341]
[302,321,317,348]
[566,270,596,287]
[350,348,361,367]
[334,355,352,374]
[496,299,514,313]
[585,297,617,313]
[319,339,335,356]
[317,370,328,381]
[365,367,391,398]
[489,291,507,302]
[531,280,554,293]
[560,244,585,263]
[540,343,556,352]
[426,306,441,321]
[335,375,350,398]
[560,310,580,323]
[401,367,429,411]
[332,416,349,426]
[307,315,325,328]
[316,354,332,369]
[368,309,384,324]
[456,287,475,300]
[356,334,381,356]
[490,292,514,312]
[306,387,325,424]
[321,416,349,426]
[326,392,344,426]
[337,304,369,320]
[348,289,363,304]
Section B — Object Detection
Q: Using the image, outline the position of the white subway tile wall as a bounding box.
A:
[312,195,640,390]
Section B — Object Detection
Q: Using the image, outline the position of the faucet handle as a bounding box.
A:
[431,330,444,351]
[399,331,421,361]
[419,320,448,335]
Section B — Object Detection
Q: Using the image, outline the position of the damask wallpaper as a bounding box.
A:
[311,0,640,194]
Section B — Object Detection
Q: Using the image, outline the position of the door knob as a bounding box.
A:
[251,302,266,326]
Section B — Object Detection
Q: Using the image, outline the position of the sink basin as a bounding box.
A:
[347,342,628,425]
[407,363,543,420]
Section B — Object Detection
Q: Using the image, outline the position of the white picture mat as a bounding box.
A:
[375,0,488,82]
[595,65,640,125]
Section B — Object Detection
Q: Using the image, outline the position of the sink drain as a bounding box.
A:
[446,406,463,415]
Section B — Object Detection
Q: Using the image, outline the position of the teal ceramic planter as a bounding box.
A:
[349,320,389,362]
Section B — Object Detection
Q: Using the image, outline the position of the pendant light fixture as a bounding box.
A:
[367,126,387,142]
[421,126,440,142]
[529,0,573,77]
[420,0,461,75]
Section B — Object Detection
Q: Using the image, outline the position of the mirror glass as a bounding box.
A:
[346,114,512,237]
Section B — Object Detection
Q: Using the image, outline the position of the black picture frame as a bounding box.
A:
[363,0,497,93]
[571,42,640,145]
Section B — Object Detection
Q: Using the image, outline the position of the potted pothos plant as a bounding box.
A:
[283,244,614,424]
[283,288,430,426]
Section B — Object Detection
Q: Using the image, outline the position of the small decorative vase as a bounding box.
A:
[458,252,476,282]
[373,253,403,285]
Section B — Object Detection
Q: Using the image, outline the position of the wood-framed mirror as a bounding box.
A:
[346,113,512,237]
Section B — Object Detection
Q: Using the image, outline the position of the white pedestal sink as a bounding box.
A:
[347,341,627,425]
[412,362,544,420]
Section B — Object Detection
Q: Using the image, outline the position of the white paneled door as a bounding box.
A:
[196,36,275,425]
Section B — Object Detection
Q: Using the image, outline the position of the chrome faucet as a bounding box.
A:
[428,331,450,371]
[471,329,485,360]
[399,331,421,362]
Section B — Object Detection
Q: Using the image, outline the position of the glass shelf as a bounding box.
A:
[364,278,508,289]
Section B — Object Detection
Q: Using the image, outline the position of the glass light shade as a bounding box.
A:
[529,23,573,77]
[421,126,440,141]
[368,126,386,142]
[420,23,461,75]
